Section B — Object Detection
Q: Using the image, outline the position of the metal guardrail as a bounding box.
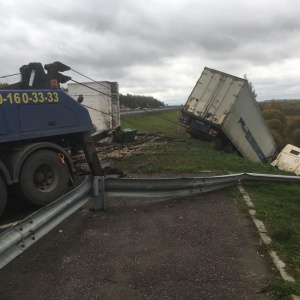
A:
[104,172,300,197]
[1,172,300,270]
[0,176,93,270]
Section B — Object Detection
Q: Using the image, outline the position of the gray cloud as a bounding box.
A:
[1,0,300,104]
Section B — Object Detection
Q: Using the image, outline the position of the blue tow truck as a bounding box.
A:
[0,62,103,215]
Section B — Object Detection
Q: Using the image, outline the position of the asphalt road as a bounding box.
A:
[0,190,274,299]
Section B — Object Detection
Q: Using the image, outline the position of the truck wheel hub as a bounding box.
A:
[33,164,55,191]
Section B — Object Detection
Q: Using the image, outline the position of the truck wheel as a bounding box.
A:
[16,150,69,206]
[0,176,7,215]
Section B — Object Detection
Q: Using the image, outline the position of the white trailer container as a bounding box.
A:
[180,67,276,163]
[67,81,120,132]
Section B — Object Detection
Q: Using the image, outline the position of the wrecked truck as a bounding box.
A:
[271,144,300,175]
[179,67,277,163]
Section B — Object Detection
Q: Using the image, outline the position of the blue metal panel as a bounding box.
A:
[19,104,78,132]
[0,107,7,135]
[0,90,93,143]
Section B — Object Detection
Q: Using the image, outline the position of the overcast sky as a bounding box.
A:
[1,0,300,105]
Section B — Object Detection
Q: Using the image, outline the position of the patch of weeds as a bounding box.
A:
[269,278,300,300]
[271,227,297,243]
[230,187,250,216]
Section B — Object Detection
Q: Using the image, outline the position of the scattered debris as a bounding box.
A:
[73,132,172,177]
[112,126,137,143]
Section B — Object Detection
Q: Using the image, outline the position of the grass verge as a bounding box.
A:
[245,184,300,299]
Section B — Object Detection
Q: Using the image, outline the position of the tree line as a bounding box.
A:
[119,93,165,109]
[260,100,300,150]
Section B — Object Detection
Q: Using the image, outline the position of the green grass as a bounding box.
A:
[115,138,288,175]
[121,109,186,138]
[236,182,300,299]
[269,278,300,299]
[116,109,300,298]
[246,185,300,279]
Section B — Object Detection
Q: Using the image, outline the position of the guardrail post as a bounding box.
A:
[93,176,105,210]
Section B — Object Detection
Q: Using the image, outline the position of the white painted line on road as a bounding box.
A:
[238,185,272,246]
[0,221,19,229]
[269,251,295,282]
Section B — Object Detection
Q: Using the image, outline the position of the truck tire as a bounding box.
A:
[16,150,69,206]
[0,176,7,215]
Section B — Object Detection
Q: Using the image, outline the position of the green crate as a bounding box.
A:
[122,128,137,143]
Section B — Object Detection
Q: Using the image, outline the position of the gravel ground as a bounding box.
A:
[0,189,274,299]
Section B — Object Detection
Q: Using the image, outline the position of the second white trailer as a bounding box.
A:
[68,81,120,132]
